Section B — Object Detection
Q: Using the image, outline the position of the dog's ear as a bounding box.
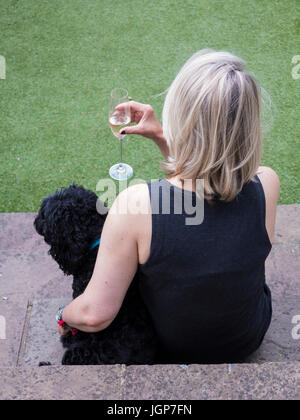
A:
[34,198,56,246]
[34,200,47,237]
[34,184,107,275]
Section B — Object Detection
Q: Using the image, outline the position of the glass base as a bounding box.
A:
[109,163,133,181]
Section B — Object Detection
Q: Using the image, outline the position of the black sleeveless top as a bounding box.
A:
[138,176,272,364]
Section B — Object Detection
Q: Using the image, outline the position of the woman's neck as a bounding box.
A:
[166,175,196,192]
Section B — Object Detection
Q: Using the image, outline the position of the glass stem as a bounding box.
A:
[119,139,123,169]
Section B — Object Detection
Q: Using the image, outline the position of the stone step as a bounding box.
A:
[23,298,68,366]
[21,293,300,366]
[0,362,299,400]
[0,207,299,401]
[0,207,299,368]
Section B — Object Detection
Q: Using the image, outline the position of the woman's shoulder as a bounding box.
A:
[256,166,280,198]
[255,166,280,245]
[119,182,149,200]
[112,182,150,216]
[256,166,280,182]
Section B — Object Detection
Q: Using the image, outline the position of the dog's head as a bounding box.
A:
[34,183,107,275]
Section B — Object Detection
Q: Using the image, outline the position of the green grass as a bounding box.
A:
[0,0,299,211]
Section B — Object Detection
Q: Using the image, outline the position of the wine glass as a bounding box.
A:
[108,88,133,180]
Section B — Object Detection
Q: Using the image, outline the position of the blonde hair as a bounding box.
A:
[162,49,263,202]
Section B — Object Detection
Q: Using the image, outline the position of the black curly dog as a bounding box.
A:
[34,184,158,365]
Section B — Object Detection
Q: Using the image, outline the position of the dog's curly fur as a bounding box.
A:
[34,184,158,365]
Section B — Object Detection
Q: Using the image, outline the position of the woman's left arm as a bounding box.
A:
[61,187,140,333]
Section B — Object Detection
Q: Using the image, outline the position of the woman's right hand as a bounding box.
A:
[115,101,169,160]
[115,101,163,143]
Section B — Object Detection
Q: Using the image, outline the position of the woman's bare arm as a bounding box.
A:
[61,186,142,332]
[256,166,280,244]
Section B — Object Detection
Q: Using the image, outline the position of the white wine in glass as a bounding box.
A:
[108,88,133,180]
[109,113,131,140]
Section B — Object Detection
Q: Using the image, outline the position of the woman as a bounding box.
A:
[59,50,280,363]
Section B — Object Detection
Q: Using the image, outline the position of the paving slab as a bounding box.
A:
[0,248,72,300]
[0,249,72,300]
[265,243,300,300]
[23,298,69,366]
[0,293,28,367]
[224,362,300,400]
[0,362,298,400]
[124,363,300,400]
[124,362,300,400]
[0,212,72,300]
[0,213,42,251]
[275,204,300,244]
[247,243,300,363]
[245,293,300,363]
[0,365,124,400]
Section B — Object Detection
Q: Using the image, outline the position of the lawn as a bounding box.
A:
[0,0,299,211]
